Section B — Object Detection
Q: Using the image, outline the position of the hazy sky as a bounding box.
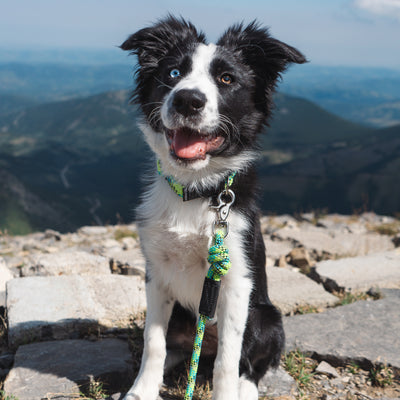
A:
[1,0,400,68]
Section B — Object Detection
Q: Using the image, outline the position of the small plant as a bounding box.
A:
[294,305,320,315]
[334,290,382,307]
[369,364,394,387]
[79,378,108,399]
[0,390,19,400]
[282,350,316,391]
[370,222,400,236]
[160,376,212,400]
[114,228,138,241]
[347,361,360,375]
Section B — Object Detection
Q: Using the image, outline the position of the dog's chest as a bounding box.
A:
[137,180,216,308]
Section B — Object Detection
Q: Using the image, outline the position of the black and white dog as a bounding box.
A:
[121,16,305,400]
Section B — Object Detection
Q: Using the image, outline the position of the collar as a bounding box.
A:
[157,160,237,202]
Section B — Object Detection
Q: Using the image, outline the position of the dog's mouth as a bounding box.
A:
[166,128,225,161]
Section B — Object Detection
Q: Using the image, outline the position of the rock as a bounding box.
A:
[393,234,400,247]
[287,247,313,270]
[7,275,146,347]
[78,226,109,236]
[3,338,133,400]
[22,250,111,277]
[315,361,340,378]
[0,257,14,307]
[267,267,338,315]
[258,366,298,397]
[275,255,288,268]
[264,236,294,260]
[43,229,62,241]
[312,249,400,293]
[284,293,400,370]
[274,224,395,259]
[104,248,146,278]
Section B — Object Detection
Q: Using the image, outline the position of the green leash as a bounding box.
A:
[184,229,232,399]
[184,174,236,399]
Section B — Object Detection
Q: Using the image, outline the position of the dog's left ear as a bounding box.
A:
[218,21,307,87]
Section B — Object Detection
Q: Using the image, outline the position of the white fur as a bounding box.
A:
[239,376,259,400]
[161,43,219,132]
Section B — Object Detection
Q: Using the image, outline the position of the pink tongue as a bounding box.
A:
[172,131,207,160]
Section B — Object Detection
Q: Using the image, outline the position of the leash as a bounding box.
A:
[184,174,236,399]
[156,160,237,397]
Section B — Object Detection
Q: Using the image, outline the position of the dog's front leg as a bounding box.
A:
[124,276,174,400]
[212,272,252,400]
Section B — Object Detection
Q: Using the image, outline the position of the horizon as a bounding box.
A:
[1,0,400,69]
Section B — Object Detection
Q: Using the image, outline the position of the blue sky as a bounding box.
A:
[1,0,400,68]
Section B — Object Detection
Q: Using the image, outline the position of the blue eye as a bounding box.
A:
[169,68,181,78]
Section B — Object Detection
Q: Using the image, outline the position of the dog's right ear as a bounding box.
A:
[120,15,205,71]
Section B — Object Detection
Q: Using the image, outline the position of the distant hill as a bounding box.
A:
[0,63,132,103]
[259,124,400,214]
[0,93,38,116]
[280,64,400,127]
[0,89,397,234]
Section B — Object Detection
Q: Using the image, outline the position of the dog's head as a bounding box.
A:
[121,16,305,183]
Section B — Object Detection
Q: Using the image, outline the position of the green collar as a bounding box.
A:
[157,160,237,202]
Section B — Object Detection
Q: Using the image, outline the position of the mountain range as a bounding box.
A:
[0,86,399,234]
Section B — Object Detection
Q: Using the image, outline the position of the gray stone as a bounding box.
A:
[104,248,146,278]
[258,366,298,397]
[7,275,146,347]
[264,236,294,260]
[78,226,109,236]
[22,250,111,277]
[315,361,340,378]
[267,266,338,315]
[313,250,400,292]
[274,224,395,259]
[287,247,313,269]
[0,257,14,306]
[284,294,400,369]
[3,338,133,400]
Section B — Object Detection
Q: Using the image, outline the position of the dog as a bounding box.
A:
[120,15,306,400]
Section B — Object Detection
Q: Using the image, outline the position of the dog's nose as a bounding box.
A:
[172,89,206,117]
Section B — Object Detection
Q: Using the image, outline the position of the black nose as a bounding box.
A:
[172,89,206,117]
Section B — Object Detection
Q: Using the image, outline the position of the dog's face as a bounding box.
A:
[121,16,305,181]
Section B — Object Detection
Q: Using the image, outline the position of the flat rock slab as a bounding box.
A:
[274,225,394,258]
[7,275,146,347]
[3,338,133,400]
[313,249,400,292]
[267,267,338,314]
[283,293,400,370]
[22,250,111,277]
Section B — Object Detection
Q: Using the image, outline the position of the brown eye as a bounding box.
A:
[220,73,233,85]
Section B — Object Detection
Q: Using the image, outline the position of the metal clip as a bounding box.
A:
[211,189,236,221]
[210,189,235,238]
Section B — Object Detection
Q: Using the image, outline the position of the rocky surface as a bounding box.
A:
[7,275,146,348]
[0,212,399,399]
[312,250,400,292]
[4,339,133,400]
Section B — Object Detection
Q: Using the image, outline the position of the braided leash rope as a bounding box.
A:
[184,230,232,399]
